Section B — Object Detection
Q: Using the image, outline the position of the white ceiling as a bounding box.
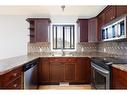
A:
[0,6,106,18]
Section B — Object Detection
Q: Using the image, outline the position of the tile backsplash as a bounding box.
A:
[27,42,98,54]
[27,41,127,57]
[28,42,51,53]
[76,42,97,52]
[98,42,127,56]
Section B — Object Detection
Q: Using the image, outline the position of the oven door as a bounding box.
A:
[91,62,110,89]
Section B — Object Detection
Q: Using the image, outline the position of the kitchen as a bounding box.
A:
[0,5,127,91]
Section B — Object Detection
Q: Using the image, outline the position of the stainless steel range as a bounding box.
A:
[91,57,127,89]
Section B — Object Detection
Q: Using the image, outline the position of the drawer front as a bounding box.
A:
[67,58,77,63]
[50,58,65,62]
[50,58,77,63]
[2,67,22,84]
[4,77,22,89]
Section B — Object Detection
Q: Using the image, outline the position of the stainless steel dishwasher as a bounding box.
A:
[23,59,38,89]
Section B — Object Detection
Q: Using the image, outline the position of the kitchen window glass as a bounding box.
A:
[52,25,75,50]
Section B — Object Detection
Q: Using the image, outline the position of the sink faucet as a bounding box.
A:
[61,47,65,56]
[59,38,65,56]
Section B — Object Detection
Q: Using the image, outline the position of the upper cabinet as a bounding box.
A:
[88,17,98,42]
[105,6,116,24]
[97,11,105,41]
[26,18,51,43]
[77,19,88,42]
[97,5,127,41]
[116,6,127,17]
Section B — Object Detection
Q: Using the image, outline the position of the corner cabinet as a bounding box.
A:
[77,19,88,42]
[26,18,51,43]
[97,11,105,41]
[88,17,98,42]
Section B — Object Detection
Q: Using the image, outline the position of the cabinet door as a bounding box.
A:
[112,67,127,89]
[76,58,91,83]
[88,18,98,42]
[98,12,105,41]
[0,67,22,89]
[65,63,75,82]
[105,6,116,24]
[50,63,64,82]
[39,58,50,83]
[35,20,49,42]
[77,19,88,42]
[116,6,127,17]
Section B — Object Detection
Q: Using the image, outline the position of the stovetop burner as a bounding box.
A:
[91,57,127,70]
[91,57,127,64]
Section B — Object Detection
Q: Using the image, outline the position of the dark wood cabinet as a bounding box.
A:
[0,67,23,89]
[76,58,91,83]
[50,62,64,82]
[97,12,105,41]
[26,18,50,43]
[97,5,127,41]
[97,6,116,41]
[65,63,75,82]
[116,6,127,17]
[38,57,91,84]
[77,19,88,42]
[88,17,98,42]
[105,6,116,24]
[39,58,50,83]
[112,67,127,89]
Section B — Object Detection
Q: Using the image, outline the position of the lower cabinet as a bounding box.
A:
[39,58,50,84]
[76,58,91,83]
[50,62,64,82]
[112,67,127,89]
[0,67,23,89]
[38,57,91,84]
[65,63,75,82]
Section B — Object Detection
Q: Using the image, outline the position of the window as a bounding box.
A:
[52,25,75,50]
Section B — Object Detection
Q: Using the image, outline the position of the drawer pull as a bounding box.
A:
[13,73,17,77]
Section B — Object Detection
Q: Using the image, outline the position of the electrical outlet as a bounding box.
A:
[40,48,42,52]
[104,48,106,52]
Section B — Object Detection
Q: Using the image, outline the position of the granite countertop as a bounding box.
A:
[112,64,127,72]
[0,52,122,75]
[0,55,39,75]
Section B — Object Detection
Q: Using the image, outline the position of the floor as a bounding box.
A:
[39,85,92,90]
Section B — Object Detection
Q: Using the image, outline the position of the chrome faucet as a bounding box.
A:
[61,47,65,56]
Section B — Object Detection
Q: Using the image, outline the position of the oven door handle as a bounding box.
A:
[91,64,109,74]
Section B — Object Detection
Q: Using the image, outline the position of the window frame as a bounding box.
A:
[51,23,77,51]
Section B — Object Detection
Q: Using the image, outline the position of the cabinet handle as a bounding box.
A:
[13,73,17,77]
[13,84,18,87]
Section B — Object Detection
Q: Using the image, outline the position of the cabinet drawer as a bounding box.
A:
[67,58,77,63]
[5,77,22,89]
[50,58,77,63]
[1,67,22,84]
[50,58,67,62]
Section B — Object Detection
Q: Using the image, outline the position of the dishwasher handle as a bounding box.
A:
[24,60,37,72]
